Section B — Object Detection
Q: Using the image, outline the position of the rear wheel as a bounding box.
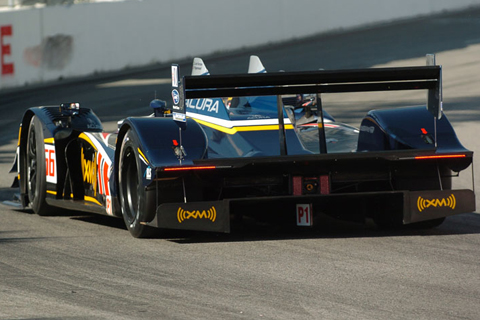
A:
[24,116,51,215]
[118,130,156,238]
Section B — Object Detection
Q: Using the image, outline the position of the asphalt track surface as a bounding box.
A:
[1,8,480,320]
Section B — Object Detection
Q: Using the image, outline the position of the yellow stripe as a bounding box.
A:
[17,126,22,146]
[78,133,97,151]
[137,148,148,164]
[47,190,57,195]
[193,118,294,135]
[44,138,54,144]
[85,196,102,206]
[237,124,294,131]
[194,119,237,134]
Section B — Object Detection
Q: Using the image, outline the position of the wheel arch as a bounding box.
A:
[114,117,207,180]
[357,105,470,153]
[113,117,208,236]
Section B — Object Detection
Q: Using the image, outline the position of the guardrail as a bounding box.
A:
[1,0,480,91]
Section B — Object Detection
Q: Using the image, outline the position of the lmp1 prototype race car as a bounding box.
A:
[10,55,476,237]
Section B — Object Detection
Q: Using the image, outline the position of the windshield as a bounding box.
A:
[226,96,282,120]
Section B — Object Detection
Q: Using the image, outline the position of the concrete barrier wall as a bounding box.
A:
[1,0,480,90]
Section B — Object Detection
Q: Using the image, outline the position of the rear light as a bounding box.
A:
[163,165,216,172]
[415,154,466,160]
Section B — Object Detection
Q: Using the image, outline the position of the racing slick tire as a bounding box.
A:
[118,129,156,238]
[23,116,52,215]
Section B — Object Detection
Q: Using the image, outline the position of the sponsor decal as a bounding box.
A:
[81,146,97,195]
[145,166,152,180]
[78,133,112,212]
[96,152,111,197]
[417,194,456,212]
[177,206,216,223]
[80,146,111,199]
[172,89,180,106]
[186,99,219,114]
[86,117,100,129]
[173,112,186,122]
[1,25,14,75]
[193,61,203,73]
[171,65,178,87]
[105,196,112,215]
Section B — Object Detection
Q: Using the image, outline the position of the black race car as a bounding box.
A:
[11,55,475,237]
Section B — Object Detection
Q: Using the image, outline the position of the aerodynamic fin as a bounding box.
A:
[191,57,210,76]
[248,55,266,74]
[186,58,230,121]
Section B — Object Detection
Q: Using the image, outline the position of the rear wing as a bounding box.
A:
[171,59,442,155]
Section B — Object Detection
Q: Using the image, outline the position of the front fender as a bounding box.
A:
[20,106,103,142]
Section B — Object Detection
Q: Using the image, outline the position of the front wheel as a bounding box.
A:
[23,116,52,215]
[118,129,156,238]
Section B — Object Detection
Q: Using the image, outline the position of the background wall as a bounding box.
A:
[1,0,480,90]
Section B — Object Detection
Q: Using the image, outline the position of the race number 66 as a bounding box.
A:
[45,145,57,184]
[296,204,313,226]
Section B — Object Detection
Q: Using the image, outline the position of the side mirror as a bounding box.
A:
[150,99,170,117]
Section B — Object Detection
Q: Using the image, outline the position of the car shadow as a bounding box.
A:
[3,186,479,242]
[161,212,480,244]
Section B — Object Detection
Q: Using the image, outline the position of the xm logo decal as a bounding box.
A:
[417,194,456,212]
[177,206,216,223]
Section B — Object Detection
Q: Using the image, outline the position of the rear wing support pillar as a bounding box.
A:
[426,54,442,149]
[276,94,288,156]
[316,93,327,154]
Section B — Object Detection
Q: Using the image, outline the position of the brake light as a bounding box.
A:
[415,154,466,160]
[164,165,216,171]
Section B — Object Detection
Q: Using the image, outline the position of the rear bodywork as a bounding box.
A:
[146,58,475,233]
[12,56,476,236]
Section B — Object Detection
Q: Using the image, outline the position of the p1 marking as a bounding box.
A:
[296,204,312,226]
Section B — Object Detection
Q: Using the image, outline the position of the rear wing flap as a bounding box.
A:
[180,65,442,118]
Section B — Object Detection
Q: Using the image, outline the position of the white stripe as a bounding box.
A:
[186,112,292,128]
